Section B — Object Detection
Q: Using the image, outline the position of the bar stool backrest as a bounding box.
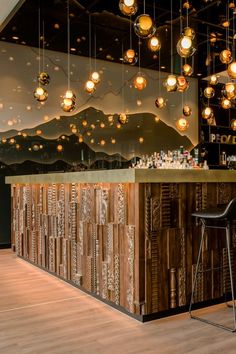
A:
[222,197,236,220]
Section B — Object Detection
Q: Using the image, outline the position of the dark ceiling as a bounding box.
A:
[0,0,235,77]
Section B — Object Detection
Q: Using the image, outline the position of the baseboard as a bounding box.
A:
[0,243,11,249]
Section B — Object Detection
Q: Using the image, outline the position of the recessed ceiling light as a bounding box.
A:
[197,73,202,76]
[161,66,166,69]
[70,47,76,51]
[12,36,19,40]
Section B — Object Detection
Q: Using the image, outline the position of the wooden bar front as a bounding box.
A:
[6,170,236,321]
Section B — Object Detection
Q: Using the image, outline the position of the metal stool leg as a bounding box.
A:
[189,222,236,332]
[226,223,236,332]
[189,219,205,315]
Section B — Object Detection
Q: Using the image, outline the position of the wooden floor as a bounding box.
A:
[1,250,236,354]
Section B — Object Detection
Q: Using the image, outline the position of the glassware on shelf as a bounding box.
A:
[131,147,204,169]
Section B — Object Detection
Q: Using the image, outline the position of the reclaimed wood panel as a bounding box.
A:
[11,181,236,318]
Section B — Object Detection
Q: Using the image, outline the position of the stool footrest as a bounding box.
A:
[190,314,236,332]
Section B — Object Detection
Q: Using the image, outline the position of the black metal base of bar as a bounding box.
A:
[0,243,11,249]
[17,255,227,323]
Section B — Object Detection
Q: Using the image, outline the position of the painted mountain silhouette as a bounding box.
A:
[0,107,193,160]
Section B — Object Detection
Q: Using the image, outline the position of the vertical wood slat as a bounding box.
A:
[11,181,236,317]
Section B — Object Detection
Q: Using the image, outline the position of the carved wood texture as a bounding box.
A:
[11,182,236,316]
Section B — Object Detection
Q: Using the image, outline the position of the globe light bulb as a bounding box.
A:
[133,73,147,90]
[204,86,215,98]
[181,36,192,49]
[85,79,96,93]
[209,74,218,85]
[219,49,232,64]
[34,86,48,102]
[182,63,193,76]
[202,106,214,119]
[90,71,100,84]
[148,36,161,52]
[123,48,138,65]
[176,117,189,131]
[134,14,156,38]
[228,61,236,79]
[119,0,138,16]
[164,75,177,92]
[155,97,166,108]
[221,97,231,109]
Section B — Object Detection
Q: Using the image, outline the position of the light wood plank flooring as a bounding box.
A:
[1,249,236,354]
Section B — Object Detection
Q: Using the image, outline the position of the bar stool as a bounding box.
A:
[189,197,236,332]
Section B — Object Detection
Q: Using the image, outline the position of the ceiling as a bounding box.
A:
[0,0,235,77]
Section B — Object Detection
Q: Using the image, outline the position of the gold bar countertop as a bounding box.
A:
[5,168,236,184]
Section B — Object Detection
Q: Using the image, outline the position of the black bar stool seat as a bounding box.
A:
[189,197,236,332]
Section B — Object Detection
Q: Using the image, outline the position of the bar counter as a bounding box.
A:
[6,169,236,321]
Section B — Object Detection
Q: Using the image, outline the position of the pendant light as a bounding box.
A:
[164,0,177,92]
[148,35,161,52]
[221,97,232,109]
[34,7,48,103]
[204,86,215,98]
[85,14,96,94]
[134,0,156,38]
[90,32,101,85]
[61,0,76,112]
[183,105,192,116]
[224,82,236,98]
[231,119,236,130]
[182,63,193,76]
[119,0,138,16]
[133,40,147,90]
[209,74,218,85]
[176,117,189,131]
[155,49,166,108]
[202,106,214,119]
[124,17,138,64]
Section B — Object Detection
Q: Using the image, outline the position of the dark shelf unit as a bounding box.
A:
[199,81,236,167]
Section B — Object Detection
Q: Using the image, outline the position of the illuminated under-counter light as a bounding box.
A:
[134,14,156,38]
[119,0,138,16]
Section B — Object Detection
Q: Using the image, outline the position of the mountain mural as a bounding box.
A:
[0,106,194,171]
